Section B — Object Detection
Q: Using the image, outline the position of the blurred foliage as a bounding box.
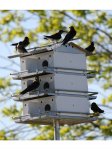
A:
[0,129,17,140]
[0,78,11,89]
[2,105,22,117]
[0,10,112,140]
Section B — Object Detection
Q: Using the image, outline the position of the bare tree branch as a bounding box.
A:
[96,27,112,40]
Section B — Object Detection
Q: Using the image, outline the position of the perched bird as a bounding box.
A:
[11,37,29,47]
[21,37,30,47]
[62,26,76,45]
[11,37,30,53]
[44,30,65,41]
[91,102,104,114]
[16,42,28,53]
[85,42,95,53]
[20,76,40,95]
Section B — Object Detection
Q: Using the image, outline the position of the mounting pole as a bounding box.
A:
[53,119,60,140]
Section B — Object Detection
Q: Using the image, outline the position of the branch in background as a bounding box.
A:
[91,122,100,128]
[95,42,111,53]
[59,11,112,53]
[96,27,112,40]
[0,66,18,72]
[99,104,112,110]
[0,55,19,67]
[60,11,77,22]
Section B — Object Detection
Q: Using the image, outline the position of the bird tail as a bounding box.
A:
[23,49,28,53]
[20,89,27,95]
[44,36,49,40]
[11,43,18,46]
[61,41,66,45]
[60,39,64,45]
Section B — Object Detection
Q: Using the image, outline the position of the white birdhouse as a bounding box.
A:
[9,42,98,125]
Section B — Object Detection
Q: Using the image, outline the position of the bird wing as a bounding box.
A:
[20,81,39,95]
[22,38,30,47]
[17,44,28,53]
[98,107,104,113]
[85,45,91,50]
[62,32,72,44]
[63,28,76,43]
[50,33,59,38]
[64,32,71,40]
[44,32,61,40]
[85,43,95,52]
[22,47,28,53]
[91,103,104,113]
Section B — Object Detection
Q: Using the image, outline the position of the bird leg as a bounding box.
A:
[89,112,100,118]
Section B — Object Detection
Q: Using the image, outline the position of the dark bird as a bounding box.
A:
[91,102,104,113]
[62,26,76,45]
[11,37,30,53]
[16,42,28,53]
[11,37,29,47]
[20,76,40,95]
[85,42,95,53]
[44,30,65,41]
[21,37,30,47]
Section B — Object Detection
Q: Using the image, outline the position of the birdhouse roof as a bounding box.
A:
[8,42,94,59]
[68,42,93,56]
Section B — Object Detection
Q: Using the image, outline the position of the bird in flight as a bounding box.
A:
[62,26,76,45]
[20,76,40,95]
[85,42,95,53]
[44,30,65,42]
[91,102,104,114]
[11,37,30,53]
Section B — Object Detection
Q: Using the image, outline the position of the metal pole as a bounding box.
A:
[53,119,60,140]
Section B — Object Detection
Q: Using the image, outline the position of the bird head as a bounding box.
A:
[91,41,94,45]
[92,102,96,105]
[59,30,65,34]
[69,26,74,30]
[24,37,29,41]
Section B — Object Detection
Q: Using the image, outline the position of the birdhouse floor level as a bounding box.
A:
[12,91,97,102]
[14,112,97,125]
[11,68,97,80]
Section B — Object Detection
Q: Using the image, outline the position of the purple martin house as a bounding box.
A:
[9,42,98,126]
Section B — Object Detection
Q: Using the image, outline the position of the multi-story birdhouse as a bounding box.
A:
[9,42,98,125]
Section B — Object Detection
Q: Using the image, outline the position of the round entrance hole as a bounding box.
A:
[44,82,49,89]
[45,104,51,111]
[42,60,48,67]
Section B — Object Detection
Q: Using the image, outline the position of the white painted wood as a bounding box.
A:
[54,52,87,69]
[55,45,85,54]
[23,102,29,115]
[38,73,88,92]
[22,51,53,73]
[20,50,87,73]
[20,57,26,71]
[23,95,89,116]
[54,73,88,91]
[55,95,89,113]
